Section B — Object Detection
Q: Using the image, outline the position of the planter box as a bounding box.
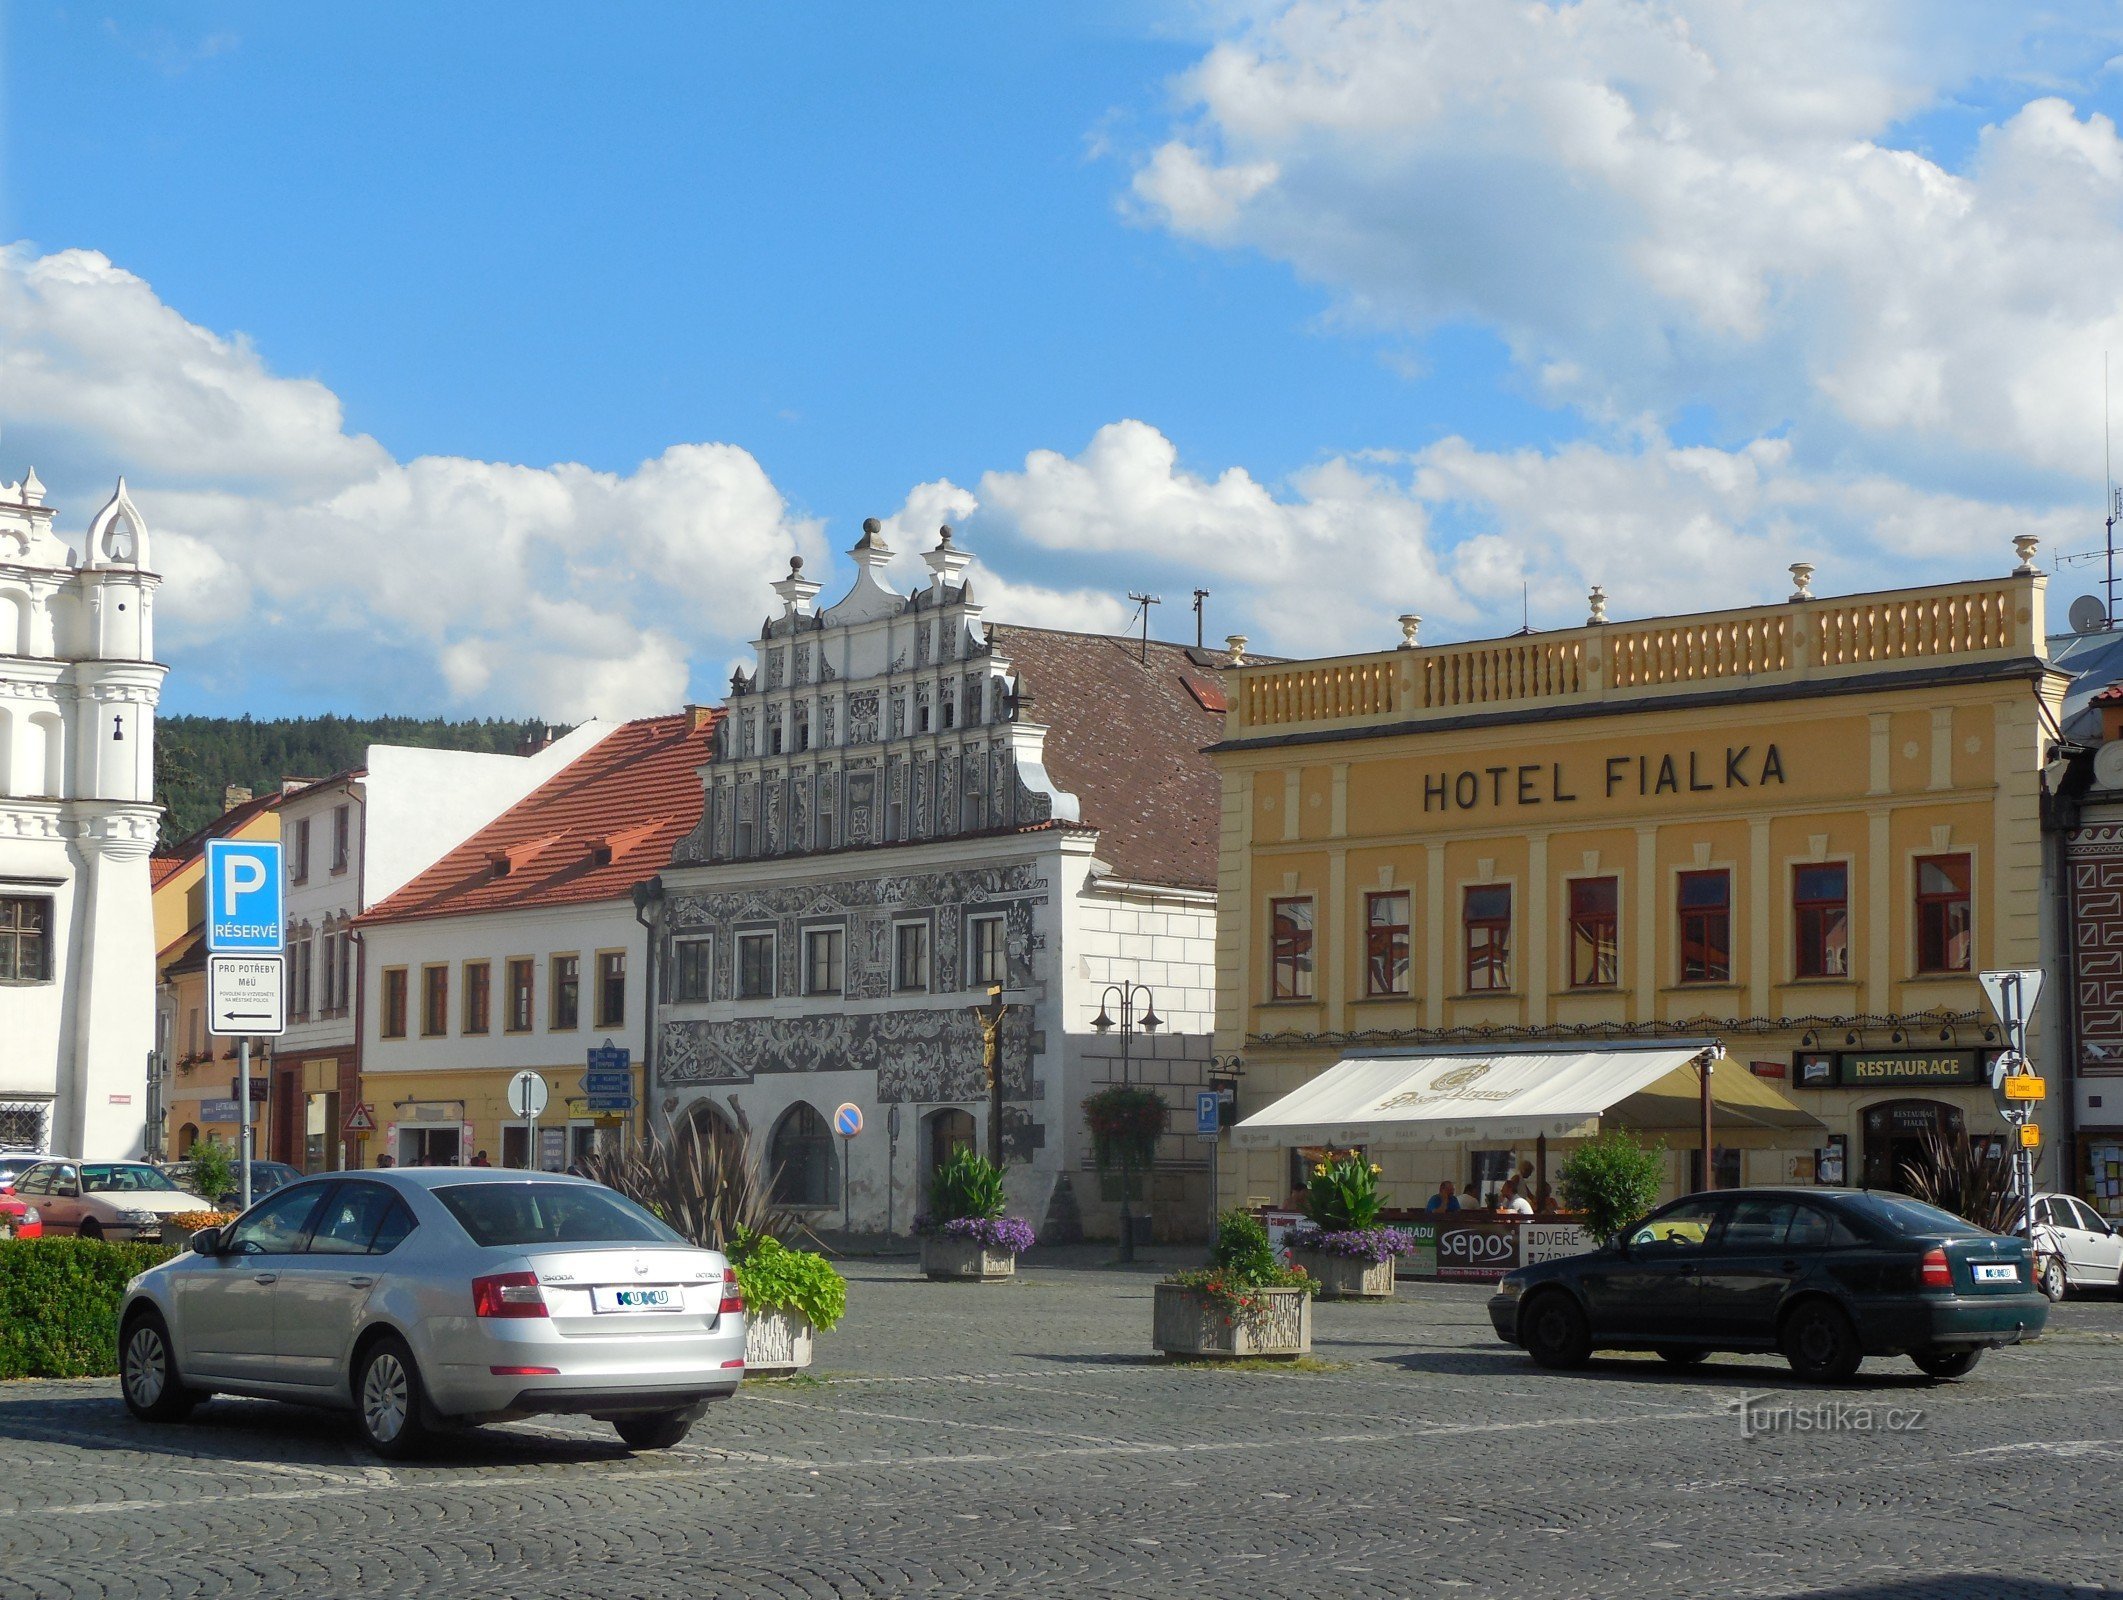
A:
[1153,1283,1312,1359]
[161,1224,199,1252]
[920,1234,1018,1281]
[743,1309,816,1378]
[1288,1248,1395,1300]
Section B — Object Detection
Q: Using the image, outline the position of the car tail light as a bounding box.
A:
[720,1358,745,1369]
[719,1267,744,1316]
[489,1365,560,1376]
[1919,1247,1953,1288]
[472,1271,548,1318]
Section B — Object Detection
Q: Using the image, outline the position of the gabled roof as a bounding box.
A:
[360,711,718,926]
[986,626,1233,890]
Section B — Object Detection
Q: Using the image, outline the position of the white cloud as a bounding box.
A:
[0,247,822,721]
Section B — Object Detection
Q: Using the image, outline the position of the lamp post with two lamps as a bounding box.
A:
[1091,982,1161,1263]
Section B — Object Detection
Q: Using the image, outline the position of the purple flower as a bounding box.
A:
[936,1215,1036,1254]
[1283,1225,1416,1264]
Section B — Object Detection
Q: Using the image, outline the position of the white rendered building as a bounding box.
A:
[0,472,165,1158]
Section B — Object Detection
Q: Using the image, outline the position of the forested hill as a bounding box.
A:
[155,715,564,848]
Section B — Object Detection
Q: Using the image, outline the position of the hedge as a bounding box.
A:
[0,1238,177,1379]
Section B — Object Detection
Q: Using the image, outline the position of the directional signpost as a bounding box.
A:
[205,838,283,1212]
[581,1041,634,1113]
[509,1070,550,1173]
[1979,967,2046,1251]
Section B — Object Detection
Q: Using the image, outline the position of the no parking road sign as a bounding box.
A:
[833,1103,864,1138]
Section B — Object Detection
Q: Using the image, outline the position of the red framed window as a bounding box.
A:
[1365,892,1411,996]
[1568,877,1618,988]
[1464,885,1512,992]
[1270,898,1315,1000]
[1915,854,1973,972]
[1677,870,1731,983]
[1794,863,1850,978]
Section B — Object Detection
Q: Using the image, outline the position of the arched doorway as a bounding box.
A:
[1861,1098,1966,1192]
[769,1103,835,1208]
[177,1123,199,1157]
[925,1108,976,1184]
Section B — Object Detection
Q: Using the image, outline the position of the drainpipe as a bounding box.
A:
[632,875,665,1152]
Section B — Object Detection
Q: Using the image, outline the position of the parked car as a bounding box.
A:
[159,1159,304,1211]
[1489,1187,2048,1382]
[0,1153,56,1194]
[2014,1193,2123,1301]
[117,1169,747,1457]
[0,1195,42,1238]
[7,1161,212,1241]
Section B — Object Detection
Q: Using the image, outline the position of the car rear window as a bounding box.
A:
[1865,1194,1981,1236]
[433,1182,684,1248]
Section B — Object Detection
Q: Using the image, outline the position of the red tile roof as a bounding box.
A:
[2093,683,2123,706]
[150,855,186,889]
[987,627,1232,890]
[361,711,719,926]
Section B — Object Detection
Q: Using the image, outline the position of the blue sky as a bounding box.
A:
[6,2,2123,719]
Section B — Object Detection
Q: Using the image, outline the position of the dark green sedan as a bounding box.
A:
[1488,1187,2047,1381]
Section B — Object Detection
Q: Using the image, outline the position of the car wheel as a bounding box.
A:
[78,1218,103,1240]
[613,1409,696,1451]
[1657,1347,1710,1367]
[2038,1254,2068,1303]
[120,1310,199,1423]
[354,1336,432,1460]
[1781,1300,1863,1382]
[1521,1290,1592,1370]
[1911,1347,1984,1380]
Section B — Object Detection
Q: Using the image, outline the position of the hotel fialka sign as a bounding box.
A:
[1419,743,1787,814]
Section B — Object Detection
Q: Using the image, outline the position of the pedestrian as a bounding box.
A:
[375,1154,396,1169]
[1426,1180,1461,1213]
[1497,1176,1534,1216]
[470,1150,492,1167]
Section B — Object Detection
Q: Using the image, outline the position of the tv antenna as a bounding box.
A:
[1192,588,1210,648]
[1128,591,1161,663]
[2051,353,2121,630]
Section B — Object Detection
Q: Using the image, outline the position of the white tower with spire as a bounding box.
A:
[0,470,166,1159]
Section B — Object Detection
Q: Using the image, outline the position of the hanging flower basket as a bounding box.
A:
[1083,1085,1167,1173]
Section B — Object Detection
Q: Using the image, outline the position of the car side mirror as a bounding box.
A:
[56,1183,78,1198]
[190,1227,223,1256]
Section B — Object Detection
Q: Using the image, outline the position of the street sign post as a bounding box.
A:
[342,1103,376,1142]
[581,1041,634,1112]
[833,1103,862,1232]
[1195,1090,1221,1138]
[206,839,284,1213]
[509,1071,550,1174]
[1980,968,2047,1249]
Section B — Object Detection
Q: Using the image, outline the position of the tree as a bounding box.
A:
[1557,1131,1667,1246]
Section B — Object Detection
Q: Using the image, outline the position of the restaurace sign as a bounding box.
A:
[1420,744,1787,814]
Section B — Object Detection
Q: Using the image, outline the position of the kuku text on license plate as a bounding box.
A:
[591,1285,684,1313]
[1972,1262,2018,1283]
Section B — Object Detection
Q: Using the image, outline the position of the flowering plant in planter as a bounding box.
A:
[165,1211,236,1233]
[925,1215,1036,1254]
[1280,1224,1415,1263]
[915,1149,1035,1255]
[1163,1210,1316,1322]
[1303,1153,1384,1231]
[727,1230,847,1332]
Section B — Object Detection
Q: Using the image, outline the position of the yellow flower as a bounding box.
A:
[1369,1164,1383,1176]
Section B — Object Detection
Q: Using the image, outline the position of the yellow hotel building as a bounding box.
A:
[1210,555,2063,1211]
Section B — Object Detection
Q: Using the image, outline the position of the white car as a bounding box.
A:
[117,1168,747,1457]
[2018,1193,2123,1300]
[9,1161,211,1240]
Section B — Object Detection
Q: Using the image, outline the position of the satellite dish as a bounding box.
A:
[2071,593,2109,633]
[2096,741,2123,791]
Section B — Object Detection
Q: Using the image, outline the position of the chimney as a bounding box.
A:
[686,704,718,733]
[222,784,254,813]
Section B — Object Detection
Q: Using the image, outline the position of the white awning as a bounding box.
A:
[1232,1042,1821,1149]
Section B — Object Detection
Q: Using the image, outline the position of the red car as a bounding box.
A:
[0,1196,42,1238]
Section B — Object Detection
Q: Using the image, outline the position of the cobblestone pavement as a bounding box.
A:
[3,1256,2121,1600]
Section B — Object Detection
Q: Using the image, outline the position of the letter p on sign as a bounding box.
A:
[205,838,285,953]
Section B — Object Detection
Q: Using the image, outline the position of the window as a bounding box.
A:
[0,896,53,984]
[380,968,408,1039]
[506,958,535,1032]
[550,955,580,1030]
[737,932,776,999]
[224,1184,327,1255]
[1787,1205,1862,1249]
[289,936,312,1020]
[595,951,626,1029]
[290,818,311,884]
[331,804,351,874]
[1720,1197,1796,1247]
[421,965,449,1037]
[1464,885,1512,992]
[434,1182,682,1247]
[673,937,712,1003]
[1569,877,1618,988]
[1270,897,1315,1000]
[1677,870,1731,983]
[768,1103,836,1207]
[968,915,1007,988]
[463,961,491,1035]
[805,927,845,996]
[894,921,931,992]
[306,1182,413,1256]
[1915,854,1973,973]
[1794,863,1850,978]
[1626,1196,1725,1252]
[1365,892,1411,997]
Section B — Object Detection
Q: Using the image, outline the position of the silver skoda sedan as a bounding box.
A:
[117,1168,747,1456]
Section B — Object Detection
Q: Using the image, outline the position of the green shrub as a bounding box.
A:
[0,1238,176,1379]
[1208,1209,1282,1281]
[186,1136,235,1204]
[1303,1154,1384,1231]
[926,1148,1006,1225]
[1557,1132,1668,1246]
[728,1231,847,1332]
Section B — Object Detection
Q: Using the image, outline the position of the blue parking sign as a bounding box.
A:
[1196,1090,1222,1137]
[205,838,284,953]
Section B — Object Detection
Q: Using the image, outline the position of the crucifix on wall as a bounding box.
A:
[974,983,1012,1165]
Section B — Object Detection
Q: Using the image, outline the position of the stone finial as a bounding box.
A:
[937,523,954,546]
[1225,633,1249,666]
[853,516,889,554]
[2013,534,2042,575]
[20,467,44,506]
[1397,613,1422,650]
[1586,586,1607,625]
[1788,562,1815,602]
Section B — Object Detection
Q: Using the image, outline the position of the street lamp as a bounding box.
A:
[1091,982,1161,1262]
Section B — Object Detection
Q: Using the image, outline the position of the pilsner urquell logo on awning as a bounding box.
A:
[1374,1063,1517,1112]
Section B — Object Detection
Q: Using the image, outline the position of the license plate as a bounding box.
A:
[1972,1262,2018,1283]
[590,1285,685,1313]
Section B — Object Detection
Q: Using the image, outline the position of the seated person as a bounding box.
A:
[1495,1177,1534,1216]
[1425,1180,1461,1212]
